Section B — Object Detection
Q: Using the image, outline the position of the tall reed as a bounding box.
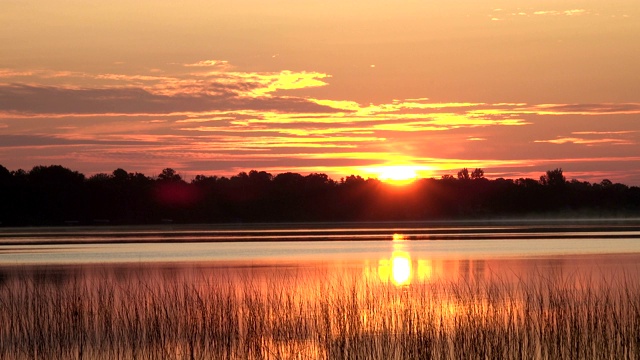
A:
[1,266,639,359]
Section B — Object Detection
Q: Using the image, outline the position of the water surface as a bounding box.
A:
[3,220,640,359]
[2,220,640,285]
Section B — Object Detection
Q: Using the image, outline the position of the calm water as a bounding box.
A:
[3,220,640,359]
[2,219,640,284]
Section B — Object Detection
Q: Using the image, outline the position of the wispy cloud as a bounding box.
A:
[0,69,36,77]
[0,134,152,148]
[183,60,231,68]
[2,61,640,185]
[572,131,635,135]
[0,61,336,116]
[534,130,637,146]
[533,9,587,16]
[534,137,635,146]
[0,83,336,115]
[491,8,589,21]
[523,103,640,115]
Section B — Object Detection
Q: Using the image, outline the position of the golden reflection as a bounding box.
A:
[391,251,412,285]
[5,259,629,359]
[416,259,433,282]
[378,233,413,286]
[392,233,405,242]
[372,233,460,286]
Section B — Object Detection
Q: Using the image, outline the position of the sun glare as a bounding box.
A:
[378,232,413,286]
[376,166,419,185]
[391,251,412,285]
[392,233,406,241]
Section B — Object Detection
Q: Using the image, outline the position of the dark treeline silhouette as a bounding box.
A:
[1,165,639,226]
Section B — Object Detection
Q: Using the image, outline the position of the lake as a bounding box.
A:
[2,219,640,279]
[2,219,640,359]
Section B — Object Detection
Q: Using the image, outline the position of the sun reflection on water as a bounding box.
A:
[377,233,414,286]
[416,259,433,282]
[390,251,412,285]
[392,233,406,242]
[375,233,445,286]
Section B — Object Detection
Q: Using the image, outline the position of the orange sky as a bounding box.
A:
[1,1,639,184]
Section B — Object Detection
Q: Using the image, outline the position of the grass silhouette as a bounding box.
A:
[1,266,639,359]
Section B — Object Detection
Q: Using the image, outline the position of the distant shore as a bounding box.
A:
[2,165,639,226]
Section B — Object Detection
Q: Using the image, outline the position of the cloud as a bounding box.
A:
[243,71,330,96]
[3,62,639,185]
[572,131,635,135]
[0,69,35,78]
[0,68,91,81]
[533,9,586,16]
[95,73,175,83]
[0,134,151,148]
[490,8,589,21]
[183,60,231,68]
[0,84,338,115]
[525,103,640,115]
[534,137,634,146]
[0,63,336,116]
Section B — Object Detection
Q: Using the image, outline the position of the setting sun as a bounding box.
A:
[2,0,640,358]
[375,166,419,185]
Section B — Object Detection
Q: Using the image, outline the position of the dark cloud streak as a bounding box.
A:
[0,84,340,115]
[0,134,151,147]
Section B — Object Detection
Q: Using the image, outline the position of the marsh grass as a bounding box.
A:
[1,266,640,359]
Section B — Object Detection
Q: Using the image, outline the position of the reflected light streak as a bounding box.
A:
[377,233,445,285]
[378,233,414,286]
[416,259,433,282]
[391,251,412,286]
[392,233,406,242]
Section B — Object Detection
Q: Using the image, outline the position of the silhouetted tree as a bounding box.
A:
[0,165,12,224]
[269,172,307,220]
[26,165,86,224]
[112,168,129,181]
[0,163,639,226]
[88,173,111,182]
[341,175,366,185]
[158,168,182,182]
[457,168,470,180]
[540,168,566,186]
[0,165,10,185]
[471,168,485,180]
[153,168,197,221]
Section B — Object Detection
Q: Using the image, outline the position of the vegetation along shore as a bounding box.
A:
[1,165,639,226]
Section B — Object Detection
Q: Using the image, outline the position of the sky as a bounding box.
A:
[1,0,639,184]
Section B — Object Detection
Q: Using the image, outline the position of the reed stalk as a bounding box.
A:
[0,267,637,359]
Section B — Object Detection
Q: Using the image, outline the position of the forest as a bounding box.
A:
[0,164,639,226]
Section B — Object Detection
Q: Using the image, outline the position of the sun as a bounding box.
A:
[376,166,419,185]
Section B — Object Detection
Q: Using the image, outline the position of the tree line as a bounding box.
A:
[0,165,639,226]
